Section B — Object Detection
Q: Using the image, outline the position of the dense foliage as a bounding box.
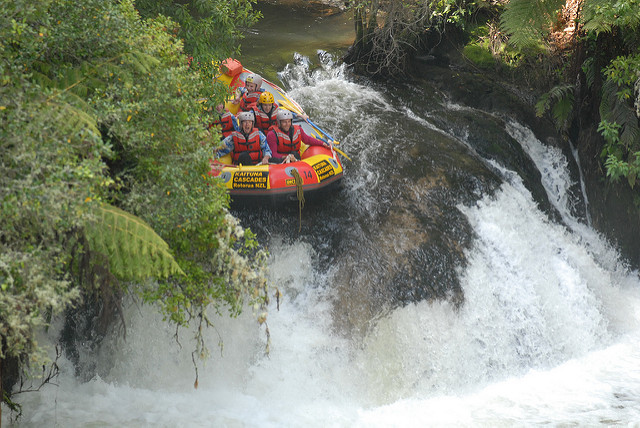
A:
[501,0,640,191]
[135,0,261,63]
[346,0,640,191]
[1,0,267,412]
[345,0,501,75]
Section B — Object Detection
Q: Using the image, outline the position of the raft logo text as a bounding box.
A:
[312,160,335,182]
[232,170,268,189]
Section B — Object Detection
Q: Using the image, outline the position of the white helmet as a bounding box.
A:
[237,111,254,123]
[276,109,293,123]
[245,73,262,88]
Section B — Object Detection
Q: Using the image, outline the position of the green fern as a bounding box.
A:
[500,0,565,48]
[582,0,640,35]
[124,51,160,74]
[582,57,596,89]
[535,84,575,130]
[33,52,150,104]
[42,99,100,138]
[600,79,640,151]
[86,203,185,281]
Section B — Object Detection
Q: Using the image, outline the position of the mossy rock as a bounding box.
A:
[462,44,495,68]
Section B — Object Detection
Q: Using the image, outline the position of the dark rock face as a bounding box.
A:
[572,122,640,268]
[410,47,640,269]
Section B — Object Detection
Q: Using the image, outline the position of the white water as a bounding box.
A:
[6,67,640,428]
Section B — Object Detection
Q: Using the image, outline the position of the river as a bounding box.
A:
[5,1,640,426]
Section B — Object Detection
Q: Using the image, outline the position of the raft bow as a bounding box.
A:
[209,58,344,202]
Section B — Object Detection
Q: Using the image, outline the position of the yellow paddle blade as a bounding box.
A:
[333,147,352,162]
[277,98,303,115]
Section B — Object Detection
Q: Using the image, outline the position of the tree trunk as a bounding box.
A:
[1,357,3,428]
[355,8,363,45]
[366,0,379,39]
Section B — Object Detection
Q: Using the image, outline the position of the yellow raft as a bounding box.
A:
[209,58,344,202]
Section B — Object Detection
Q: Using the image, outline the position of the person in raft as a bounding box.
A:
[250,91,310,133]
[217,111,272,165]
[209,103,239,139]
[232,73,265,112]
[267,109,332,164]
[250,92,279,133]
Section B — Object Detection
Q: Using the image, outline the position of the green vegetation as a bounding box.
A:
[346,0,640,191]
[1,0,265,415]
[501,0,640,190]
[345,0,504,75]
[462,44,495,68]
[136,0,261,63]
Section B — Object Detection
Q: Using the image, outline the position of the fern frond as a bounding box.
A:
[86,203,185,281]
[31,70,54,89]
[552,93,574,126]
[58,67,86,96]
[535,92,551,117]
[536,84,575,129]
[43,99,100,138]
[59,91,94,115]
[34,57,123,103]
[123,51,160,74]
[600,78,640,151]
[582,57,596,89]
[500,0,565,48]
[599,79,616,119]
[582,0,640,34]
[547,84,575,102]
[616,104,640,151]
[32,60,53,76]
[622,25,640,52]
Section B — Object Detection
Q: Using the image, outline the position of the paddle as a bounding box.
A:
[304,119,353,161]
[331,146,352,162]
[277,98,353,161]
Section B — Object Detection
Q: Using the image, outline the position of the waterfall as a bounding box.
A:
[6,58,640,428]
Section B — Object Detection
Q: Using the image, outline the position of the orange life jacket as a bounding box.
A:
[210,111,235,138]
[239,89,264,111]
[253,104,279,133]
[231,129,263,164]
[272,125,302,155]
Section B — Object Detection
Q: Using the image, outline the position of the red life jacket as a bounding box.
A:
[273,125,302,155]
[210,111,235,138]
[231,129,263,164]
[253,104,279,133]
[239,89,264,111]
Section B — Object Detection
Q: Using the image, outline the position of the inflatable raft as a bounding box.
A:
[209,58,344,202]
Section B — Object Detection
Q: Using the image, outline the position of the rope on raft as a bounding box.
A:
[290,168,305,232]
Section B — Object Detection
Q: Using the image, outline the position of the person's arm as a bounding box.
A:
[266,130,283,159]
[216,135,234,158]
[258,131,271,165]
[292,111,309,121]
[260,131,272,157]
[300,128,330,148]
[231,114,239,132]
[232,87,246,104]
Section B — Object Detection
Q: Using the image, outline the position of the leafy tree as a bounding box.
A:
[135,0,261,63]
[1,0,267,417]
[501,0,640,189]
[582,0,640,188]
[345,0,479,75]
[499,0,565,48]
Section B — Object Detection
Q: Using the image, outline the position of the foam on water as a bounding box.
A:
[6,61,640,428]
